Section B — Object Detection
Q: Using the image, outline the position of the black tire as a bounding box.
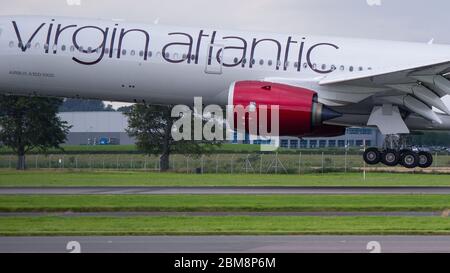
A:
[400,150,419,169]
[381,149,400,166]
[363,148,381,165]
[418,151,433,168]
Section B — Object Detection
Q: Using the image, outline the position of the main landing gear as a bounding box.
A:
[363,135,433,169]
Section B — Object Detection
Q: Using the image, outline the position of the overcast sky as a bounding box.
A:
[2,0,449,43]
[2,0,450,107]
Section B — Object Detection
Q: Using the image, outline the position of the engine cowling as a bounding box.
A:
[229,81,345,137]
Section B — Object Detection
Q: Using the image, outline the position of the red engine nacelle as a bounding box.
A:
[229,81,345,137]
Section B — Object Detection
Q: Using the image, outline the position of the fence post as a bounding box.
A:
[275,153,278,174]
[345,150,348,173]
[435,152,438,168]
[9,155,12,169]
[186,156,189,174]
[298,152,302,174]
[231,154,235,174]
[48,155,51,169]
[35,155,38,169]
[201,155,205,174]
[321,152,324,174]
[260,154,263,175]
[216,155,219,174]
[116,155,119,170]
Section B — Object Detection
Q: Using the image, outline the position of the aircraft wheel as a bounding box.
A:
[418,151,433,169]
[381,149,400,166]
[400,150,419,169]
[363,148,381,165]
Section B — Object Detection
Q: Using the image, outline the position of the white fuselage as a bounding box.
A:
[1,15,450,107]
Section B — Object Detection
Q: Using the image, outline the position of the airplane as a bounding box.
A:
[1,15,450,169]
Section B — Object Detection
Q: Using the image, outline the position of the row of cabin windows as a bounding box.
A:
[8,41,372,72]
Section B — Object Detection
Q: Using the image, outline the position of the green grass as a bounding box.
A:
[1,216,450,236]
[1,171,450,187]
[1,195,449,212]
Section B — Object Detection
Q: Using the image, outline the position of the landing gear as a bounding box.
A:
[399,150,419,169]
[381,149,400,166]
[363,148,381,165]
[417,151,433,168]
[362,134,434,169]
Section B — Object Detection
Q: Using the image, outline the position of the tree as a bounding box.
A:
[59,98,115,112]
[125,104,219,171]
[0,95,71,170]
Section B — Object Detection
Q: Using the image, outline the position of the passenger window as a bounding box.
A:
[139,51,144,57]
[131,50,136,56]
[61,45,66,51]
[349,66,354,72]
[268,60,273,66]
[234,57,239,64]
[260,59,264,66]
[148,51,153,58]
[70,45,75,52]
[122,49,127,56]
[340,65,345,71]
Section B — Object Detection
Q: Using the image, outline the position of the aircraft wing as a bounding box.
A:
[316,59,450,133]
[319,59,450,86]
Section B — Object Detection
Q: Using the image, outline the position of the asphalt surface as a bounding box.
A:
[2,186,450,195]
[0,211,444,217]
[2,236,450,253]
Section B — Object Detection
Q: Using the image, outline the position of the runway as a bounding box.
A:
[1,186,450,195]
[2,236,450,253]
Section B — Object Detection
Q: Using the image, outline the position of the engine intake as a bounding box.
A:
[229,81,344,137]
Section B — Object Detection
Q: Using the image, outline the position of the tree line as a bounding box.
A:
[0,96,217,170]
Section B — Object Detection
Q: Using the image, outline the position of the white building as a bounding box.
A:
[60,111,384,148]
[58,112,135,145]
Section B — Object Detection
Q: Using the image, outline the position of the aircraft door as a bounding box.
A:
[205,44,224,75]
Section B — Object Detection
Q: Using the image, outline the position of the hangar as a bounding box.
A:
[59,111,383,148]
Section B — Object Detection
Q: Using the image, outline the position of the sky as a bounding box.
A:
[2,0,450,108]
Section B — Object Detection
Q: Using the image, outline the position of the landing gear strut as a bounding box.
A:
[363,134,434,169]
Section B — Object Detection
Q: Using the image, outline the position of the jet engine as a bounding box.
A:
[228,81,344,137]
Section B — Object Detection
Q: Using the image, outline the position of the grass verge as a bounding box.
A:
[1,195,450,212]
[1,171,450,187]
[1,216,450,236]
